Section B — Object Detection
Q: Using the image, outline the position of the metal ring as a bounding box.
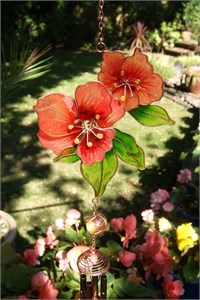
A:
[96,42,106,53]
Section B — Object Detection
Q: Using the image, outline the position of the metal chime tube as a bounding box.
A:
[80,274,87,299]
[92,276,99,299]
[78,198,109,299]
[100,274,107,299]
[80,274,107,300]
[86,280,93,299]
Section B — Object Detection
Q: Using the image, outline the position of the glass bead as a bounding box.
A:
[86,213,107,236]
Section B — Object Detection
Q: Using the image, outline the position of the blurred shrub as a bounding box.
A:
[148,20,181,52]
[2,0,186,51]
[183,0,200,41]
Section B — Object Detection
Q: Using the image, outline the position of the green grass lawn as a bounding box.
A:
[2,49,199,247]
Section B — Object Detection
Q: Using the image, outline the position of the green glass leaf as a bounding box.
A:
[81,149,118,197]
[54,147,80,163]
[129,105,175,126]
[113,278,155,299]
[113,129,145,170]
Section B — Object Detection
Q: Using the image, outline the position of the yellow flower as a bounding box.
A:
[158,217,172,232]
[176,223,199,254]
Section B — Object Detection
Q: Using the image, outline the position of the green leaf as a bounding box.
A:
[65,225,80,243]
[106,240,124,253]
[54,242,72,251]
[183,256,199,282]
[1,244,19,266]
[106,272,117,299]
[194,165,200,173]
[129,105,175,126]
[1,264,40,294]
[66,268,80,282]
[66,280,79,290]
[58,290,73,300]
[113,278,155,299]
[99,247,113,256]
[113,129,145,170]
[106,272,115,287]
[54,147,80,163]
[81,149,118,197]
[77,227,87,243]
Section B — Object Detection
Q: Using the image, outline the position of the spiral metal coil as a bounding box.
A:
[77,249,110,276]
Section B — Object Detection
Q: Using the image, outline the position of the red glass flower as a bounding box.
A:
[34,82,125,165]
[98,48,163,111]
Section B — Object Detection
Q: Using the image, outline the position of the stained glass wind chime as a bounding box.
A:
[33,0,173,298]
[77,2,110,298]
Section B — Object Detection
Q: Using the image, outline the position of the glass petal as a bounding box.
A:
[123,48,153,79]
[75,82,112,118]
[77,129,115,165]
[100,51,124,77]
[37,130,75,155]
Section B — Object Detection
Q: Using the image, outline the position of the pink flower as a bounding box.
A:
[31,272,49,290]
[23,249,39,267]
[31,272,58,299]
[45,226,59,249]
[118,251,136,267]
[162,202,174,212]
[65,208,81,227]
[177,169,192,184]
[138,230,174,280]
[39,279,58,299]
[66,245,90,272]
[150,189,170,210]
[55,250,70,271]
[55,218,65,230]
[122,214,137,248]
[141,209,155,224]
[34,238,46,257]
[110,217,124,232]
[162,274,185,299]
[17,294,30,300]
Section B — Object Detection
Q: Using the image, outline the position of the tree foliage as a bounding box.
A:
[2,1,185,51]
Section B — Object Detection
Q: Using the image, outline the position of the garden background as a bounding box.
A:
[1,0,200,299]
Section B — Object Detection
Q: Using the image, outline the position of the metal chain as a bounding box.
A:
[96,0,106,52]
[92,197,99,215]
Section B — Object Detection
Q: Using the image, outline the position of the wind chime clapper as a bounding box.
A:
[77,198,110,299]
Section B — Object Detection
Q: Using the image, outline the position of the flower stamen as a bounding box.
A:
[68,124,74,130]
[96,133,103,139]
[74,137,80,145]
[73,118,112,148]
[87,142,93,147]
[86,131,93,148]
[74,119,81,125]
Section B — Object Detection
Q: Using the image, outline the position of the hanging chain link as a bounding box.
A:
[96,0,106,52]
[92,197,99,215]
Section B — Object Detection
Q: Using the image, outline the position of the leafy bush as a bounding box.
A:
[183,0,200,41]
[148,21,181,52]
